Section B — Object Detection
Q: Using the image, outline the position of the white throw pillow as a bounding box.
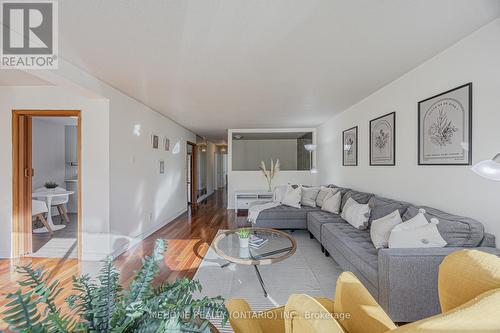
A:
[273,185,288,203]
[341,197,371,230]
[370,210,402,249]
[321,191,341,214]
[388,210,447,248]
[281,185,302,209]
[316,186,337,207]
[301,187,320,207]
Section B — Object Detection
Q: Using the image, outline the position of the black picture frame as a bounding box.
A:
[342,126,358,166]
[370,112,396,166]
[418,83,472,166]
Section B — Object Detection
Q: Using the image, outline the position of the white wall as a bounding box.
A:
[0,87,110,259]
[227,129,317,209]
[32,118,66,189]
[232,139,298,171]
[34,60,197,257]
[1,59,197,259]
[317,18,500,242]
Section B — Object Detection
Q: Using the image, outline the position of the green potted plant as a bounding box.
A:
[2,239,228,332]
[44,181,59,190]
[237,228,250,248]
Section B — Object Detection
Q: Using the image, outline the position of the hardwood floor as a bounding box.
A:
[0,189,241,329]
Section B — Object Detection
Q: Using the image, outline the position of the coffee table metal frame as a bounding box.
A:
[213,227,297,297]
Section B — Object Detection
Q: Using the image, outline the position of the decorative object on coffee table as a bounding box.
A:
[259,159,280,192]
[472,153,500,181]
[213,228,296,297]
[343,126,358,166]
[237,228,250,247]
[370,112,396,166]
[418,83,472,165]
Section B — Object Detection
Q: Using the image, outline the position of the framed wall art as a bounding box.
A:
[342,126,358,166]
[370,112,395,166]
[418,83,472,165]
[164,137,170,151]
[159,160,165,174]
[151,134,159,149]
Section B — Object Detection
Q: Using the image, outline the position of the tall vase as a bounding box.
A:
[267,181,272,192]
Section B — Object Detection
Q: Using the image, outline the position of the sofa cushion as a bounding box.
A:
[403,206,484,247]
[368,196,410,224]
[341,190,373,210]
[257,204,319,221]
[322,222,379,287]
[332,186,351,198]
[307,211,344,241]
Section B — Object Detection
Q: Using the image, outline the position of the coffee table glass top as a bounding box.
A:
[213,228,297,265]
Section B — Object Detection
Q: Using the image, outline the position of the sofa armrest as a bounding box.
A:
[378,247,500,323]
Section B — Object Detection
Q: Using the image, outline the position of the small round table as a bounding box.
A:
[32,190,74,233]
[213,228,297,297]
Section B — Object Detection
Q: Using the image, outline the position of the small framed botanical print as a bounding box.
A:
[370,112,396,166]
[151,134,159,149]
[159,160,165,174]
[343,126,358,166]
[164,137,170,151]
[418,83,472,165]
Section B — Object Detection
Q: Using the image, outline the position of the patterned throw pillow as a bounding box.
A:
[388,209,447,248]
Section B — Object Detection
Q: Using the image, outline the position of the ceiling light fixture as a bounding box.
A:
[472,153,500,181]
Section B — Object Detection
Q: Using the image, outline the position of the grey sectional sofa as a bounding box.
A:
[253,185,499,322]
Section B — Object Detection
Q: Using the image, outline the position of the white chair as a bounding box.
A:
[32,200,53,235]
[34,186,70,222]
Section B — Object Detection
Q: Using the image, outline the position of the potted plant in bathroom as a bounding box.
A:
[237,228,250,248]
[44,181,58,191]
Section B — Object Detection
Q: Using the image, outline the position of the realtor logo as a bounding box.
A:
[1,0,58,69]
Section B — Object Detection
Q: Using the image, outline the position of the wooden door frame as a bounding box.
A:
[12,110,82,259]
[187,141,197,206]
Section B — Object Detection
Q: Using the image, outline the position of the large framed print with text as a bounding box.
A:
[418,83,472,165]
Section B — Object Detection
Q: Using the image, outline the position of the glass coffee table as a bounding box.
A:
[213,228,297,297]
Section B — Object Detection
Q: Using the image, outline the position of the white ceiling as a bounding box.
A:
[0,70,53,86]
[58,0,500,140]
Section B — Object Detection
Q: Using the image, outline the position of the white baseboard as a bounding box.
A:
[0,250,11,259]
[109,207,188,259]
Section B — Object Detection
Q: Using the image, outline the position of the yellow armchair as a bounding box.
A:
[226,250,500,333]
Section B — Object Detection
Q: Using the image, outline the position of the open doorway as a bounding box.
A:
[186,141,196,206]
[12,110,81,259]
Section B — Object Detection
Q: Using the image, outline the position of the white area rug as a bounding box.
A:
[193,230,343,332]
